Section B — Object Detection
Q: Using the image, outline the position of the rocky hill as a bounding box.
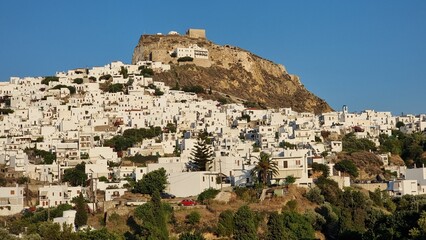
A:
[132,31,332,114]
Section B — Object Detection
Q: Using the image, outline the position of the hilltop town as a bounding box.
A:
[1,29,426,239]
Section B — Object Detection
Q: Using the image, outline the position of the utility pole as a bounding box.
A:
[47,199,50,221]
[219,158,223,190]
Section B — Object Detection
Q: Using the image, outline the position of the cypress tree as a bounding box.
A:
[74,192,88,229]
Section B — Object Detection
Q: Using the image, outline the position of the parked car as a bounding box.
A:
[160,192,176,199]
[179,199,197,206]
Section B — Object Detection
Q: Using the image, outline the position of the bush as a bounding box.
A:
[197,188,220,203]
[0,108,14,115]
[73,78,83,84]
[182,85,205,94]
[217,97,228,105]
[41,76,59,85]
[99,74,112,81]
[108,83,123,93]
[217,210,234,237]
[51,85,76,94]
[186,211,201,225]
[305,187,325,204]
[140,67,154,77]
[177,56,194,62]
[98,176,108,182]
[179,232,205,240]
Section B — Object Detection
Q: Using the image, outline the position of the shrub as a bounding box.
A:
[41,76,59,85]
[179,232,205,240]
[177,56,194,62]
[197,188,220,203]
[98,176,108,182]
[51,84,76,94]
[305,187,325,204]
[0,108,14,115]
[182,85,205,94]
[186,211,201,225]
[73,78,83,84]
[140,68,154,77]
[99,74,112,81]
[218,97,228,105]
[217,210,234,237]
[108,83,124,93]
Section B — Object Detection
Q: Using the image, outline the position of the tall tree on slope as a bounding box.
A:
[189,138,213,171]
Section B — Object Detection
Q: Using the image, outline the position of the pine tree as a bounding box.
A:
[189,138,213,171]
[74,192,88,229]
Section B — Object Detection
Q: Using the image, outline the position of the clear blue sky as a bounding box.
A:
[1,1,425,115]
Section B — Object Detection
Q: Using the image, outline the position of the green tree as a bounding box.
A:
[78,228,123,240]
[41,76,59,85]
[189,138,213,171]
[73,78,83,84]
[305,187,325,205]
[284,175,296,185]
[342,133,376,152]
[0,228,17,240]
[165,123,177,133]
[233,205,258,240]
[334,159,359,178]
[134,191,169,240]
[119,66,128,79]
[62,162,87,186]
[73,192,88,229]
[178,232,205,240]
[396,121,405,129]
[315,203,339,240]
[315,177,342,205]
[217,210,234,237]
[266,212,289,240]
[250,152,279,185]
[108,83,124,93]
[133,168,167,195]
[140,67,154,77]
[104,135,135,152]
[282,211,315,240]
[311,162,330,177]
[379,134,403,155]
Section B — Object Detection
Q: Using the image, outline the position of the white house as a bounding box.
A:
[38,184,83,208]
[0,184,24,216]
[53,210,76,231]
[166,171,229,197]
[387,179,419,197]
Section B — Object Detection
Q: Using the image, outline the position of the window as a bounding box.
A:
[10,190,15,195]
[283,161,288,168]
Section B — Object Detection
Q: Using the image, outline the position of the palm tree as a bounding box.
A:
[250,152,279,185]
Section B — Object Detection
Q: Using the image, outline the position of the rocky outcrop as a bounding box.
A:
[132,34,332,114]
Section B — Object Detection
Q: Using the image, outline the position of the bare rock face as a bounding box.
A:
[132,34,332,114]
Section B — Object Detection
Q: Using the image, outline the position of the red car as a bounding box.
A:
[179,199,197,206]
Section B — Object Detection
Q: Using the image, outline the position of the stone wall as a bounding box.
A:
[186,29,206,39]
